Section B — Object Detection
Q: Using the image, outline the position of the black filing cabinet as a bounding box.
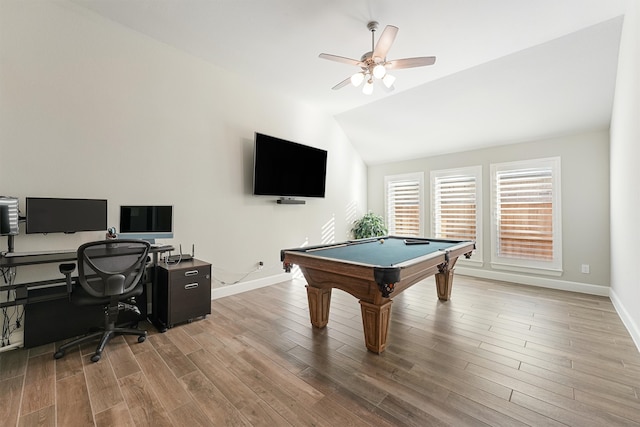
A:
[156,258,211,328]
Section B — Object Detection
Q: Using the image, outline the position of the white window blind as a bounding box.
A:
[491,158,562,274]
[431,166,482,263]
[385,173,423,237]
[432,170,478,241]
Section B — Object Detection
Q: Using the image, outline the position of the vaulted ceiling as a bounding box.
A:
[72,0,628,164]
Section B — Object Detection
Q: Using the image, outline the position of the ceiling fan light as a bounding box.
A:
[362,79,374,95]
[382,73,396,88]
[350,72,365,87]
[373,64,386,79]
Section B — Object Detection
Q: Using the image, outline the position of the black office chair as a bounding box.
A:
[54,239,151,362]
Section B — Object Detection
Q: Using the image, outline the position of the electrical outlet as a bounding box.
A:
[258,261,264,269]
[581,264,590,274]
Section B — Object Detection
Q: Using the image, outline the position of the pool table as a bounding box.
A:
[281,236,475,353]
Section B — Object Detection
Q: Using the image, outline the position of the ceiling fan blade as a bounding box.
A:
[373,25,398,61]
[382,83,395,93]
[319,53,364,67]
[331,77,352,90]
[386,56,436,69]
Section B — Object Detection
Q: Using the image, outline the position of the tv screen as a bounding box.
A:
[253,133,328,198]
[26,197,107,234]
[119,205,173,241]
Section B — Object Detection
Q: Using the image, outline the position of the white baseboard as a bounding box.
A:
[455,267,610,296]
[211,273,290,300]
[609,288,640,352]
[0,330,24,353]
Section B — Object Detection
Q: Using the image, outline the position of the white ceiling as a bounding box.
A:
[72,0,628,164]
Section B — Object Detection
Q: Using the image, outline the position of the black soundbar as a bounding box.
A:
[277,198,305,205]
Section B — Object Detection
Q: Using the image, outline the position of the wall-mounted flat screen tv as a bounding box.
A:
[253,132,328,198]
[26,197,107,234]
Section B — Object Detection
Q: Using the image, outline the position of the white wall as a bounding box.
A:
[0,1,367,290]
[368,130,611,295]
[610,0,640,348]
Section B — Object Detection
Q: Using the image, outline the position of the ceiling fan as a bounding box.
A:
[319,21,436,95]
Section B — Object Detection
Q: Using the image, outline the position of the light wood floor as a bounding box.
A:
[1,275,640,426]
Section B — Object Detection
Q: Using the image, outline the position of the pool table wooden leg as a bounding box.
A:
[436,256,459,301]
[435,269,454,301]
[306,285,331,328]
[359,300,392,353]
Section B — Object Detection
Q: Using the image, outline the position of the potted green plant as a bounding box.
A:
[351,212,388,239]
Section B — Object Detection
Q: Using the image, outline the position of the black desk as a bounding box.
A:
[0,244,173,268]
[0,245,173,348]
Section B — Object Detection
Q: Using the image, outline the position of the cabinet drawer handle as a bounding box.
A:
[184,283,199,290]
[184,270,199,277]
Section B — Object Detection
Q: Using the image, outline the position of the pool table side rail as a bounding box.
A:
[391,240,476,268]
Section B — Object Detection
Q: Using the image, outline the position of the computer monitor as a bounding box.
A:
[118,205,173,243]
[25,197,107,234]
[0,197,19,236]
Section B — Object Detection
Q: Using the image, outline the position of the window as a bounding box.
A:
[384,173,423,237]
[431,166,482,262]
[490,157,562,274]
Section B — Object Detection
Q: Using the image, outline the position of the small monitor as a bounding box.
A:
[119,205,173,243]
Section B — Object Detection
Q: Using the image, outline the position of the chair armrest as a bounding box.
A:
[59,263,76,275]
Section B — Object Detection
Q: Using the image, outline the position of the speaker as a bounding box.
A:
[277,198,306,205]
